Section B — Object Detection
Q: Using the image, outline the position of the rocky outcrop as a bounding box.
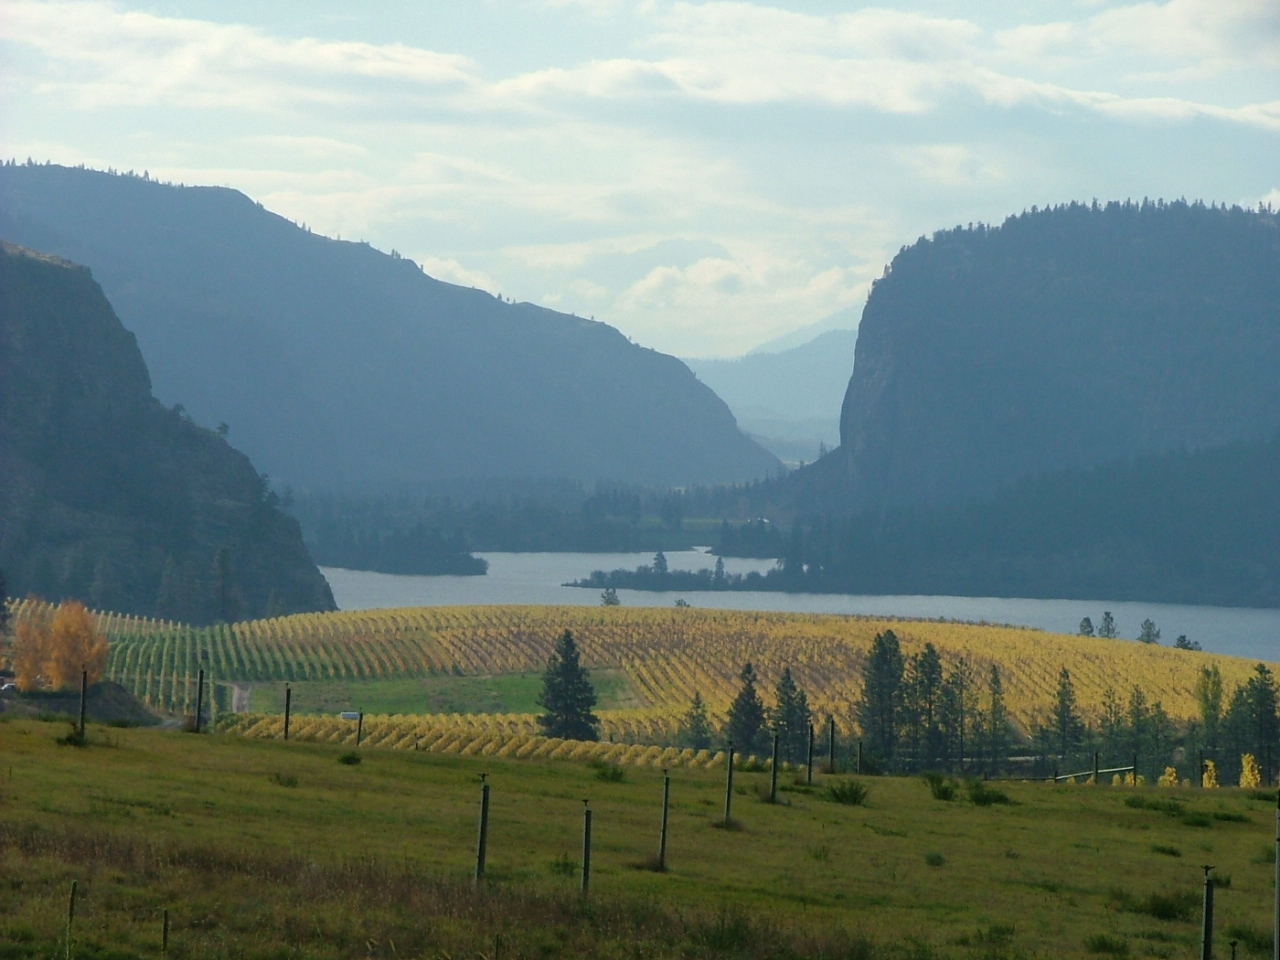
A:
[834,201,1280,510]
[0,242,335,622]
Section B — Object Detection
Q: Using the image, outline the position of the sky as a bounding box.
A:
[1,0,1277,357]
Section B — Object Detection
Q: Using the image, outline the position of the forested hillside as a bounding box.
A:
[827,201,1280,510]
[0,162,778,492]
[0,242,335,622]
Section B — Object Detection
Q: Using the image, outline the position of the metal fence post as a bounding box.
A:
[195,668,204,733]
[283,685,292,741]
[1202,864,1215,960]
[356,711,364,747]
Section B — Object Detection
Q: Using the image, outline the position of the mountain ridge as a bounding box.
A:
[0,162,779,493]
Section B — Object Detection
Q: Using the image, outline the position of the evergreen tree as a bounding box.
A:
[1099,686,1126,764]
[986,665,1008,773]
[1052,668,1084,759]
[1098,611,1118,638]
[1194,665,1223,759]
[713,556,726,586]
[1224,664,1280,782]
[600,588,621,606]
[901,643,944,766]
[1174,635,1201,650]
[537,629,599,741]
[725,662,766,754]
[1078,617,1094,637]
[651,551,668,575]
[857,630,904,764]
[680,691,713,750]
[1127,686,1151,772]
[940,657,977,771]
[1137,619,1161,644]
[770,666,811,762]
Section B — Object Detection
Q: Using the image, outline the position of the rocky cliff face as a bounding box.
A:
[0,163,779,491]
[0,242,335,623]
[834,201,1280,510]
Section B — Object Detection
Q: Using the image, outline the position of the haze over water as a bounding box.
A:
[323,550,1280,663]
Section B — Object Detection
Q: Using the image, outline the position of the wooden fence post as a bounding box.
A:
[658,769,670,871]
[194,668,204,733]
[475,774,490,884]
[66,879,77,960]
[283,685,291,741]
[580,800,592,896]
[769,733,780,803]
[828,716,836,773]
[356,711,364,747]
[1201,865,1215,960]
[78,670,87,742]
[724,744,735,826]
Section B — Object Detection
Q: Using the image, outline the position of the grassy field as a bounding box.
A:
[243,668,641,716]
[2,717,1277,959]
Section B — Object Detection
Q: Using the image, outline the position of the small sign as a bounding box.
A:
[340,711,360,720]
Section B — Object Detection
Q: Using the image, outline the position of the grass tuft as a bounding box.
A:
[924,851,945,867]
[966,779,1013,806]
[1110,887,1198,922]
[922,772,957,801]
[1150,844,1181,857]
[337,752,362,766]
[588,760,626,783]
[268,772,299,788]
[1085,933,1130,955]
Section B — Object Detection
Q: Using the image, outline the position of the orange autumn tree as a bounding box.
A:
[13,601,107,691]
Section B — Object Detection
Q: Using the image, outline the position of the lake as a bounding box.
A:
[321,549,1280,662]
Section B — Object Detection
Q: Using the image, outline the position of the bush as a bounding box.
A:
[548,852,577,877]
[966,779,1012,806]
[1124,795,1184,815]
[1085,933,1129,955]
[922,772,957,801]
[1111,888,1198,922]
[1151,844,1181,857]
[1212,811,1248,823]
[924,851,945,867]
[589,760,625,783]
[269,772,299,788]
[1181,813,1211,828]
[337,752,362,766]
[825,779,870,806]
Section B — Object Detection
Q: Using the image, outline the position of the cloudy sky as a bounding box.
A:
[1,0,1277,356]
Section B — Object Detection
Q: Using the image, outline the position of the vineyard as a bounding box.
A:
[7,598,1272,763]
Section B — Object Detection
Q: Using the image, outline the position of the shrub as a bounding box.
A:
[1124,795,1183,815]
[966,779,1012,806]
[825,779,870,806]
[1085,933,1129,955]
[922,772,957,801]
[589,760,625,783]
[269,772,299,788]
[1212,811,1248,823]
[337,752,362,766]
[925,851,945,867]
[1181,813,1211,828]
[1151,845,1181,857]
[1111,889,1198,922]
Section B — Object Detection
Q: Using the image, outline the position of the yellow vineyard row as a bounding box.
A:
[217,712,730,769]
[8,599,1271,731]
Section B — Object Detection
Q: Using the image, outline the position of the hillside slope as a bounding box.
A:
[833,201,1280,510]
[0,242,335,622]
[0,163,778,491]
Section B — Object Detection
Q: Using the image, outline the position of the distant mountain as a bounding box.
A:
[0,242,335,623]
[0,163,778,492]
[746,304,862,355]
[821,201,1280,511]
[684,328,856,461]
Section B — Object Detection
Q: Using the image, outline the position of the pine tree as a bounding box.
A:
[1078,617,1094,637]
[1098,611,1118,638]
[1052,668,1084,759]
[537,630,599,741]
[1195,665,1223,758]
[857,630,904,764]
[770,667,810,762]
[681,691,713,750]
[1137,619,1161,644]
[725,662,766,754]
[986,664,1008,773]
[651,552,668,575]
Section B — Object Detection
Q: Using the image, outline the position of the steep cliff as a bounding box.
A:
[0,163,778,491]
[835,201,1280,509]
[0,242,335,622]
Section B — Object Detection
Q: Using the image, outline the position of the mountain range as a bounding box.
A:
[0,163,779,494]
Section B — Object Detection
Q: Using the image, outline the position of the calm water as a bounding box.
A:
[321,549,1280,662]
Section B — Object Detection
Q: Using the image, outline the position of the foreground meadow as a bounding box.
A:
[1,719,1277,959]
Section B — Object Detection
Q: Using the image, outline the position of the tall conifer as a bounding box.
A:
[537,630,599,741]
[725,662,766,754]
